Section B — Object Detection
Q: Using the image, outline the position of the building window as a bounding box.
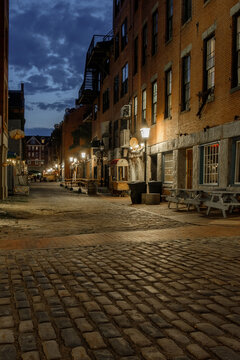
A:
[134,36,138,75]
[28,152,31,157]
[182,55,190,111]
[142,89,146,123]
[204,35,215,92]
[115,32,119,60]
[232,13,240,88]
[200,143,219,185]
[166,0,173,42]
[182,0,192,24]
[115,0,120,17]
[121,18,128,50]
[165,68,172,118]
[234,140,240,184]
[152,10,158,56]
[152,81,157,124]
[94,104,98,120]
[35,160,38,165]
[114,75,119,104]
[121,63,128,96]
[163,152,173,183]
[134,96,138,133]
[134,0,139,12]
[27,160,31,165]
[102,88,110,113]
[142,23,148,66]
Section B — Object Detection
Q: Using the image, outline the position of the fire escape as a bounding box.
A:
[76,30,114,110]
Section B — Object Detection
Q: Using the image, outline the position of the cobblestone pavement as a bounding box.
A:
[1,236,240,360]
[0,183,183,241]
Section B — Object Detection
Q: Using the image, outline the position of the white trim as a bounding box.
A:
[230,2,240,17]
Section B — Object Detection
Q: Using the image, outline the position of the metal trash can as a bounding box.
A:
[128,181,146,204]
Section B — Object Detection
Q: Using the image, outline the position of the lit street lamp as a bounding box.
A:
[140,126,150,190]
[99,140,104,187]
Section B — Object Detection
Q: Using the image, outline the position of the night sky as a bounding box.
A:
[9,0,113,135]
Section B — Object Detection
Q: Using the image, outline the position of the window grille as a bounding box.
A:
[203,143,219,185]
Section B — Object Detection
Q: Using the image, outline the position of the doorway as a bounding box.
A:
[186,148,193,189]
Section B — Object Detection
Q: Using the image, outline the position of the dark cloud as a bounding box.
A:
[33,99,74,112]
[9,1,112,96]
[25,127,53,136]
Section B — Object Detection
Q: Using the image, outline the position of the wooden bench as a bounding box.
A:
[203,191,240,218]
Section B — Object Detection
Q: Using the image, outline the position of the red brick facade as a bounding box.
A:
[77,0,240,190]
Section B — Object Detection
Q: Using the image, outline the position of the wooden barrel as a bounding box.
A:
[87,182,97,195]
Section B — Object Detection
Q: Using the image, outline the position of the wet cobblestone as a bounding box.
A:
[0,237,239,358]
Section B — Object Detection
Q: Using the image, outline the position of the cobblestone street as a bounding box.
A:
[0,183,240,359]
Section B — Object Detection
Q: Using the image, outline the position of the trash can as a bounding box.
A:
[148,181,162,196]
[128,181,146,204]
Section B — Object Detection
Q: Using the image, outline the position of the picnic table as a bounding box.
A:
[166,188,240,218]
[204,190,240,218]
[166,188,204,212]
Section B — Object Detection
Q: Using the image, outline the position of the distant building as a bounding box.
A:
[25,136,50,173]
[0,0,9,199]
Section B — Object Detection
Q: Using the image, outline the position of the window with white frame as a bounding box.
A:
[203,143,219,184]
[235,141,240,184]
[163,152,173,183]
[142,89,146,122]
[165,68,172,118]
[152,81,157,124]
[205,35,215,91]
[134,96,138,133]
[182,54,190,111]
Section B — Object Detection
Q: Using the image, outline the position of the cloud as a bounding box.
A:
[9,0,112,96]
[35,100,72,112]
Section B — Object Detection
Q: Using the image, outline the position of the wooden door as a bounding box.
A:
[186,148,193,189]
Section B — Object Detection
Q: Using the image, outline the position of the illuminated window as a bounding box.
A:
[200,143,219,185]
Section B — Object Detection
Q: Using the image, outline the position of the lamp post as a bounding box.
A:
[99,140,104,187]
[81,152,86,178]
[140,126,150,191]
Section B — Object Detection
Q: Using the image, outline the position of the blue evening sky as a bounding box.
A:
[9,0,112,135]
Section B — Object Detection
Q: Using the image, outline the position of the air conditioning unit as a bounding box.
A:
[120,129,130,148]
[114,148,121,159]
[121,104,131,118]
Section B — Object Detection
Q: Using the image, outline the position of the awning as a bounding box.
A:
[110,159,128,166]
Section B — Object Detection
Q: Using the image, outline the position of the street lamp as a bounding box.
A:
[81,152,86,178]
[99,140,104,187]
[140,126,150,189]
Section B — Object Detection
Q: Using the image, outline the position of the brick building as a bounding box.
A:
[76,0,240,192]
[25,136,50,174]
[0,0,9,199]
[61,107,92,180]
